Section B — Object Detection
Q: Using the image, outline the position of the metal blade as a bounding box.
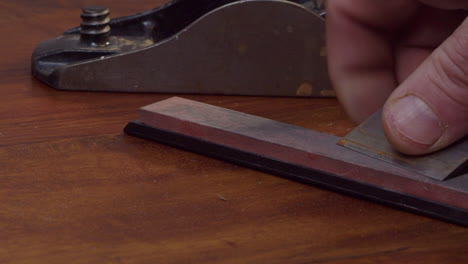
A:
[338,110,467,181]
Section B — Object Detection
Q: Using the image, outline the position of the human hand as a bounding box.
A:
[326,0,467,155]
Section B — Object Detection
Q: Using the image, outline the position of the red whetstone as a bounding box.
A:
[137,97,468,211]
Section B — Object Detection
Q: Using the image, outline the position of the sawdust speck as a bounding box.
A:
[217,194,228,201]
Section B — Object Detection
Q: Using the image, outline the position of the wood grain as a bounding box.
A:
[0,1,467,263]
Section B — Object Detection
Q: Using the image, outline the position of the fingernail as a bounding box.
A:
[387,95,444,145]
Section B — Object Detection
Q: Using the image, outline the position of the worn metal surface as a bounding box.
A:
[124,97,468,226]
[32,0,333,97]
[339,111,468,181]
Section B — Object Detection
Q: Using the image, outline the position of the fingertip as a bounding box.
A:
[382,96,444,155]
[382,18,468,155]
[382,108,430,155]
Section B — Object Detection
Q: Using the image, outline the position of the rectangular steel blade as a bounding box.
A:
[338,110,467,181]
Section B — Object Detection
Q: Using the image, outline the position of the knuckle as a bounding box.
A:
[429,29,468,108]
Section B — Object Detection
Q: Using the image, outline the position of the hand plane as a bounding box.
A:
[32,0,333,97]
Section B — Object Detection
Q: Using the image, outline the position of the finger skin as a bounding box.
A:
[327,0,467,123]
[418,0,468,9]
[327,0,468,154]
[326,0,418,122]
[382,18,468,155]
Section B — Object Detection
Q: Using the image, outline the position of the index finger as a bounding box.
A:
[326,0,419,122]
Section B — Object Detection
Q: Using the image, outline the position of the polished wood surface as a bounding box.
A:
[1,1,467,263]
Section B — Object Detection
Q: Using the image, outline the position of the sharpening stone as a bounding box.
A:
[124,97,468,226]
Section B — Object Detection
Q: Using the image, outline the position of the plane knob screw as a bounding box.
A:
[80,6,111,46]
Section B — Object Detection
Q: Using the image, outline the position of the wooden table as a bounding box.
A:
[1,1,467,263]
